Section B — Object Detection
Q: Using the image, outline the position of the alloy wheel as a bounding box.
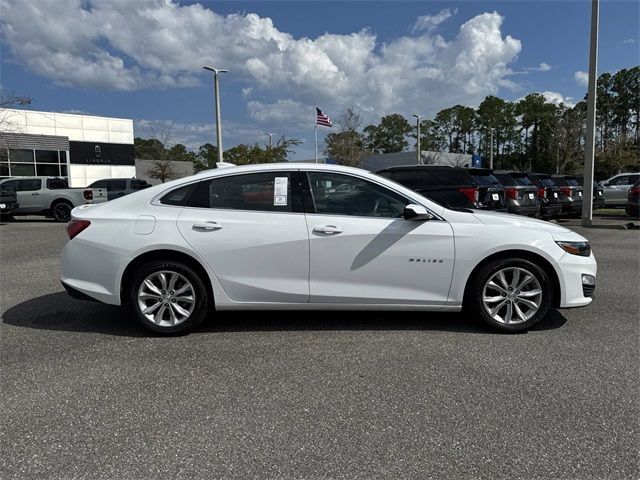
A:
[137,270,196,327]
[482,267,542,325]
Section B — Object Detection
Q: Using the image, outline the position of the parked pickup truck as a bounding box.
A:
[0,182,19,216]
[0,177,107,222]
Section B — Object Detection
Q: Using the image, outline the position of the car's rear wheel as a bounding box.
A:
[467,258,552,332]
[128,260,209,334]
[52,201,72,222]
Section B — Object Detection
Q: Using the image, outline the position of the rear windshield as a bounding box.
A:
[493,173,515,186]
[537,176,556,187]
[470,172,501,186]
[385,169,471,187]
[512,174,534,186]
[555,177,579,186]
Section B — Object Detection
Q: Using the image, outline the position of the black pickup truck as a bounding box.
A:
[0,182,19,217]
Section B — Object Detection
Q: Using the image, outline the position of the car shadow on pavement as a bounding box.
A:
[2,292,568,337]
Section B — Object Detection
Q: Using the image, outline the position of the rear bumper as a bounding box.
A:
[540,203,563,217]
[61,239,127,305]
[508,204,540,216]
[560,201,582,214]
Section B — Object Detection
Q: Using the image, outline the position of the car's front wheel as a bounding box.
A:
[467,258,552,332]
[128,260,210,334]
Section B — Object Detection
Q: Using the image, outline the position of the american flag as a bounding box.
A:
[316,107,332,127]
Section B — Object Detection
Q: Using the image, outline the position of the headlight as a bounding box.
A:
[556,241,591,257]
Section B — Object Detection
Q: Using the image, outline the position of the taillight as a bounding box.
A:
[560,187,572,197]
[458,187,479,203]
[537,187,547,199]
[630,187,640,197]
[83,189,93,200]
[505,187,518,200]
[66,219,91,240]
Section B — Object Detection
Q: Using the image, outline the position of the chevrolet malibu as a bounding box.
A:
[61,164,596,334]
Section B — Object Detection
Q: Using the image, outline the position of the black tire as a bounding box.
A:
[127,260,210,335]
[465,257,552,333]
[51,201,72,222]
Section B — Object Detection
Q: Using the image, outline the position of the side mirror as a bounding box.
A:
[600,181,608,187]
[403,204,434,221]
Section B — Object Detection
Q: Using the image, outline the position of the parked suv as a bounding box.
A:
[549,174,584,216]
[600,173,640,207]
[574,175,605,210]
[376,166,477,209]
[626,179,640,218]
[88,178,151,201]
[465,168,507,211]
[525,173,564,218]
[492,171,541,217]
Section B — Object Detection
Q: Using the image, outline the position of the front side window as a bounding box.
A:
[188,172,297,213]
[307,172,408,218]
[611,176,629,186]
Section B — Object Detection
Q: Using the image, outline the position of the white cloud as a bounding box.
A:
[534,62,551,72]
[1,1,523,121]
[574,71,589,87]
[247,99,311,127]
[623,38,636,44]
[412,8,457,33]
[540,91,574,107]
[134,118,266,150]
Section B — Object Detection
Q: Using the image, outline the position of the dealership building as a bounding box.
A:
[0,108,135,187]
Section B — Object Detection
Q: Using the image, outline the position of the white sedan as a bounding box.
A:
[61,164,596,334]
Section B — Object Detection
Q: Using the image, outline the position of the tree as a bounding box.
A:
[363,113,412,153]
[223,136,301,165]
[193,143,218,173]
[147,160,177,183]
[324,108,368,166]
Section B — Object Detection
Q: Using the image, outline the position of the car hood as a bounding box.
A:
[471,210,587,241]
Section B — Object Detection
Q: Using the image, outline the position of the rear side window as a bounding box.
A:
[160,183,198,206]
[131,180,150,190]
[110,180,127,191]
[18,179,42,191]
[46,178,68,189]
[188,172,297,213]
[432,169,472,185]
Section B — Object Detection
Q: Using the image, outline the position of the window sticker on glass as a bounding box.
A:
[274,177,288,206]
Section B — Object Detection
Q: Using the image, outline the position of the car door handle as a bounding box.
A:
[192,222,222,232]
[313,225,343,234]
[31,192,40,195]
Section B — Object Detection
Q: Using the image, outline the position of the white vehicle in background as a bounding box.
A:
[0,177,107,222]
[61,164,597,335]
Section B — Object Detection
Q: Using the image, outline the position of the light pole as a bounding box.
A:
[489,128,494,169]
[413,114,423,164]
[581,0,599,227]
[265,132,273,149]
[203,66,228,164]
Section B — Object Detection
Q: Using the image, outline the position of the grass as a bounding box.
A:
[594,208,628,217]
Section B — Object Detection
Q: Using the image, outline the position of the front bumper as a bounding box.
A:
[556,251,597,308]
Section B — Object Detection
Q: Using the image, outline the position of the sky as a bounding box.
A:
[0,0,638,160]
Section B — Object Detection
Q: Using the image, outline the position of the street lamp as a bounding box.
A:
[203,66,228,164]
[412,114,423,164]
[265,132,274,149]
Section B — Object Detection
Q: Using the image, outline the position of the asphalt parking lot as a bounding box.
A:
[1,216,638,479]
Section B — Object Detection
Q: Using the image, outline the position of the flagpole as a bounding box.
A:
[314,104,318,163]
